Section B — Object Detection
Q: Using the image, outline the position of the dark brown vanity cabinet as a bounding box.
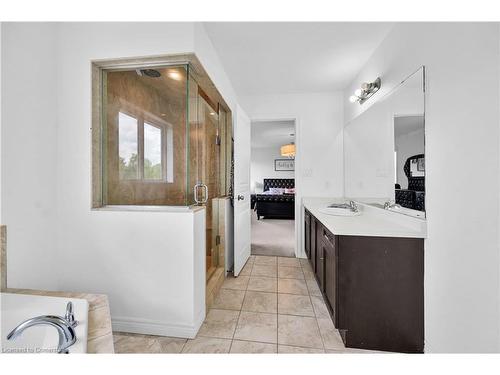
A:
[304,209,424,353]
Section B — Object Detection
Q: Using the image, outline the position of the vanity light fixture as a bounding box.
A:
[349,77,381,104]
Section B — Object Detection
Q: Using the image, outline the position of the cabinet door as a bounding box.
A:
[323,232,337,325]
[311,217,317,273]
[337,236,424,353]
[304,210,311,259]
[316,242,325,291]
[315,223,325,290]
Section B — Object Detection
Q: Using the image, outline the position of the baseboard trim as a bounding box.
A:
[112,313,204,339]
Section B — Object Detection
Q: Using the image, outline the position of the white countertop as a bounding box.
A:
[303,197,427,239]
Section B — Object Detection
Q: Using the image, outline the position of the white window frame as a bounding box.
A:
[118,108,173,183]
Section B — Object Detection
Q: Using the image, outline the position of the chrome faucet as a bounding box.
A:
[384,200,401,210]
[64,301,77,328]
[7,302,78,353]
[349,200,359,212]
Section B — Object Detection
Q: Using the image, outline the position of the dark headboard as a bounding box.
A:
[403,154,425,192]
[263,178,295,191]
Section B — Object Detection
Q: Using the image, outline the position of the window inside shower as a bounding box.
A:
[117,111,173,182]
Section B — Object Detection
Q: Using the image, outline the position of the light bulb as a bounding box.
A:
[354,89,362,97]
[167,70,182,81]
[349,95,358,103]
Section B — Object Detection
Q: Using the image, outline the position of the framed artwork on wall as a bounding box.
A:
[417,157,425,172]
[275,159,295,171]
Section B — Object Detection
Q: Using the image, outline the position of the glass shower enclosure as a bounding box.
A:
[95,59,232,282]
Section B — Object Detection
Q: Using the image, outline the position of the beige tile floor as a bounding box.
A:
[113,255,379,354]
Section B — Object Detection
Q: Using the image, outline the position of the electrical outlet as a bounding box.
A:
[303,168,313,178]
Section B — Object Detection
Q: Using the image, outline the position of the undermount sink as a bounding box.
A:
[368,202,426,219]
[319,204,361,217]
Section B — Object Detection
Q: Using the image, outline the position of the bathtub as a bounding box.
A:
[1,293,89,353]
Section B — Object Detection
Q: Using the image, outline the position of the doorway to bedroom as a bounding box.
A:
[250,120,296,257]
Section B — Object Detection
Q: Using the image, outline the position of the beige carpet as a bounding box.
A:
[251,212,295,257]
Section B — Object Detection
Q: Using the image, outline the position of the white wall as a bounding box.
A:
[343,23,500,352]
[241,92,344,257]
[81,209,205,338]
[1,23,59,290]
[193,23,239,111]
[0,24,2,222]
[1,22,239,337]
[251,146,294,193]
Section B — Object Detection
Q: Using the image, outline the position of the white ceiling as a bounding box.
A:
[204,22,394,96]
[251,120,295,148]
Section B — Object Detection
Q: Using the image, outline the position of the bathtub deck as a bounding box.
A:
[4,288,114,353]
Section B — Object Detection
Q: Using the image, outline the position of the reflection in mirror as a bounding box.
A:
[344,67,425,217]
[394,115,425,212]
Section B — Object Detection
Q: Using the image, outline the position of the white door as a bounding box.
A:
[233,105,251,276]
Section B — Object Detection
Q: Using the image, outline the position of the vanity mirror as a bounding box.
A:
[344,67,425,217]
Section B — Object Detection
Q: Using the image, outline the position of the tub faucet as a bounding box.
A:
[6,302,77,353]
[349,200,359,212]
[384,200,401,210]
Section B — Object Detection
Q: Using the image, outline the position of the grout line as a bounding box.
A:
[228,337,278,346]
[180,338,188,353]
[228,309,242,353]
[229,287,246,353]
[297,257,326,350]
[278,313,325,351]
[276,293,279,346]
[278,344,325,352]
[309,294,326,351]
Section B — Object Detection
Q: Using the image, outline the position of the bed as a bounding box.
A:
[251,178,295,220]
[395,154,425,211]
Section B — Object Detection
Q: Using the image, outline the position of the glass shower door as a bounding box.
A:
[195,90,220,279]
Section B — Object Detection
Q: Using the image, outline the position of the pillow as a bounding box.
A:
[268,187,284,195]
[284,188,295,195]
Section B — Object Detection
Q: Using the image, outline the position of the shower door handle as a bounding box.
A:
[194,183,202,204]
[201,184,208,203]
[194,183,209,204]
